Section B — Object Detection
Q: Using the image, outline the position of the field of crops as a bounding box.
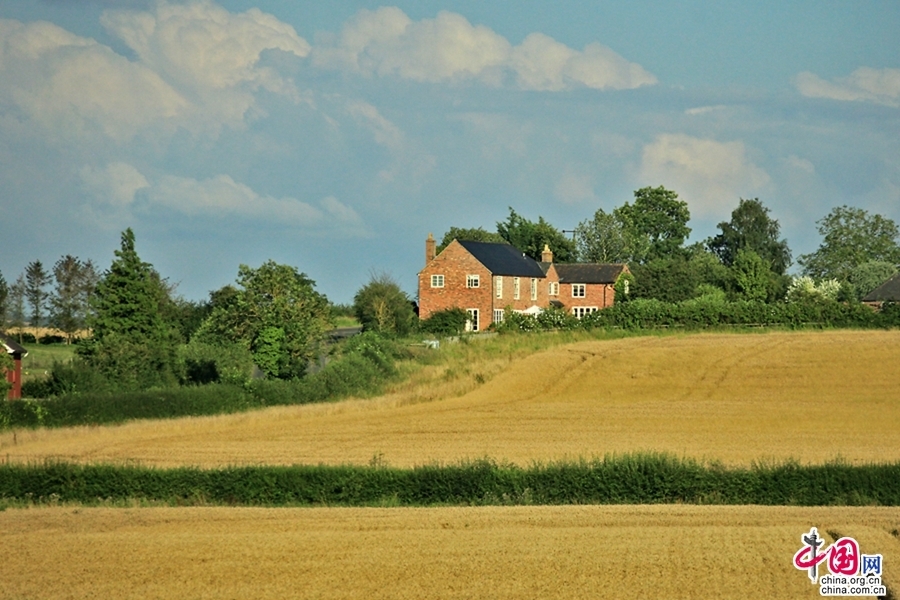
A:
[3,330,899,468]
[3,330,899,598]
[2,504,898,599]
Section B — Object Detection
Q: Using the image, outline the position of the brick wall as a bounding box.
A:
[418,241,493,330]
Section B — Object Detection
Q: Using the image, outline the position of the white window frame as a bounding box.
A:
[466,274,480,288]
[430,274,444,288]
[572,306,598,319]
[572,283,586,298]
[493,309,504,323]
[549,282,559,296]
[466,308,480,332]
[514,277,520,300]
[530,278,537,301]
[495,276,503,299]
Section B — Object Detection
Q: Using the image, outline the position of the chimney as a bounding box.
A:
[541,243,553,263]
[425,233,436,265]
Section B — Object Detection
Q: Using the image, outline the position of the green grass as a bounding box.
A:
[332,316,360,328]
[20,345,76,382]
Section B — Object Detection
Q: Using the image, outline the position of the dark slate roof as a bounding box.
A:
[552,263,627,284]
[862,272,900,302]
[457,240,546,277]
[0,332,28,356]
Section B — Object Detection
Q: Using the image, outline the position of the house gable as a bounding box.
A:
[1,332,28,400]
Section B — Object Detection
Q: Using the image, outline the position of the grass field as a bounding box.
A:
[1,504,897,599]
[3,330,898,468]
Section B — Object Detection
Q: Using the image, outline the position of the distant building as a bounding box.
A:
[417,234,628,331]
[862,271,900,307]
[1,333,28,400]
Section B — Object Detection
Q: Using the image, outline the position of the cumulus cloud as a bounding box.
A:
[0,2,310,144]
[795,67,900,108]
[0,19,188,142]
[640,134,770,218]
[80,162,150,207]
[312,7,655,91]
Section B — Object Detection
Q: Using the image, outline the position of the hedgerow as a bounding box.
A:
[2,454,898,507]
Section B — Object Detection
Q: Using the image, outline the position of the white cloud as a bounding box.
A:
[640,134,770,218]
[346,101,404,150]
[312,7,655,91]
[795,67,900,108]
[685,105,727,116]
[0,2,311,144]
[80,162,150,207]
[0,19,188,142]
[101,1,309,92]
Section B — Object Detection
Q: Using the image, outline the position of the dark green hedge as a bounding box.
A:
[2,455,898,507]
[0,333,407,430]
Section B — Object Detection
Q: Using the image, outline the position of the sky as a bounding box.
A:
[1,1,898,304]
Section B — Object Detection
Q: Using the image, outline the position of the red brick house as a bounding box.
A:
[1,333,28,400]
[418,235,629,331]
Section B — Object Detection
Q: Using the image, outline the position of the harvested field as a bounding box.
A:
[2,330,899,468]
[1,505,897,599]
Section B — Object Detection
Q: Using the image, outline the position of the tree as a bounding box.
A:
[49,256,99,344]
[353,273,416,336]
[707,198,792,275]
[731,249,769,302]
[0,270,7,326]
[614,186,691,263]
[437,227,505,254]
[24,260,51,327]
[78,228,179,390]
[194,261,331,379]
[798,206,900,282]
[574,208,628,263]
[848,261,898,301]
[7,275,26,342]
[496,208,576,262]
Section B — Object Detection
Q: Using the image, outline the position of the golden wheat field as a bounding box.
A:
[3,330,899,468]
[1,505,898,599]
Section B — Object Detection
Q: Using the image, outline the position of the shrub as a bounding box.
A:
[420,308,469,336]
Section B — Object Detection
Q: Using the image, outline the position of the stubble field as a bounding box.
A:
[2,330,899,598]
[3,330,899,467]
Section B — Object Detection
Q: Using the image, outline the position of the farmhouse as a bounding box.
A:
[417,234,628,331]
[1,332,27,400]
[862,271,900,307]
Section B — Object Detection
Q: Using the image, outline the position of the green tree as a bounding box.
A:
[848,261,898,301]
[707,198,792,275]
[798,206,900,282]
[731,249,769,302]
[194,261,331,379]
[353,273,416,336]
[25,260,51,327]
[614,186,691,263]
[0,270,7,326]
[78,229,179,390]
[7,275,26,342]
[574,208,628,263]
[496,208,576,262]
[49,256,99,344]
[437,227,505,254]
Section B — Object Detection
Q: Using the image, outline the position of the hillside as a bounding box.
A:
[2,330,899,468]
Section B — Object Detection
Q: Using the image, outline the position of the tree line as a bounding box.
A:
[438,186,900,304]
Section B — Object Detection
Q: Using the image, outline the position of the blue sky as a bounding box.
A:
[1,1,898,304]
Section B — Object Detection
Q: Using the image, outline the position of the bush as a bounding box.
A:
[178,341,255,386]
[38,335,66,345]
[420,308,469,336]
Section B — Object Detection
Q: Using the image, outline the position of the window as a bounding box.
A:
[572,307,598,319]
[466,274,480,288]
[493,309,504,323]
[430,274,444,288]
[572,283,586,298]
[466,308,479,332]
[530,278,537,300]
[495,276,503,299]
[549,282,559,296]
[514,277,520,300]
